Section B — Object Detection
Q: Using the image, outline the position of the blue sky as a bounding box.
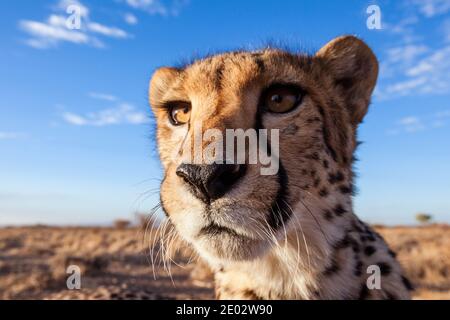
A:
[0,0,449,226]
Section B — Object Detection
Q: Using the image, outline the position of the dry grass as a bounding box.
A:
[376,224,450,299]
[0,224,448,300]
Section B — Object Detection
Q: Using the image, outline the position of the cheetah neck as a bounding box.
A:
[210,185,410,300]
[213,192,361,299]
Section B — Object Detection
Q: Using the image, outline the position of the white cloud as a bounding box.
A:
[379,44,429,79]
[412,0,450,18]
[125,0,188,16]
[376,1,450,99]
[384,77,428,96]
[386,45,429,64]
[20,16,94,48]
[88,92,118,101]
[62,113,88,125]
[388,110,450,135]
[0,132,26,140]
[62,104,149,126]
[126,0,168,15]
[390,116,426,134]
[87,22,129,38]
[124,13,138,25]
[399,116,421,126]
[56,0,89,18]
[383,16,420,44]
[20,0,130,49]
[378,44,450,99]
[407,46,450,76]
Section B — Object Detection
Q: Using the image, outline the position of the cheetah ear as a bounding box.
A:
[149,67,180,108]
[316,36,378,126]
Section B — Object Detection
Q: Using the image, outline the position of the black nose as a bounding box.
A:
[176,163,246,203]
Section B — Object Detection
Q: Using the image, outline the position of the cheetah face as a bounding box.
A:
[149,36,378,262]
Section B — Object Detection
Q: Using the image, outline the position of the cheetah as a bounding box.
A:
[149,35,413,300]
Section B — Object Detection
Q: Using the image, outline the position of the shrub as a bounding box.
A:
[415,213,433,224]
[113,219,131,229]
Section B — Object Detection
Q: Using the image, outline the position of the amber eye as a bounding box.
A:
[168,102,191,125]
[263,85,303,113]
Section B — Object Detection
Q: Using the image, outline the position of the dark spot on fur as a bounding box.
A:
[242,289,263,300]
[312,290,321,299]
[313,178,321,188]
[328,171,344,184]
[358,284,369,300]
[388,249,397,258]
[319,187,329,197]
[253,57,265,73]
[307,152,320,161]
[364,246,376,256]
[349,237,360,253]
[323,210,333,221]
[333,235,351,249]
[378,262,392,275]
[323,259,340,276]
[333,204,346,216]
[402,276,414,291]
[354,260,363,276]
[352,221,363,233]
[214,63,225,90]
[339,185,352,194]
[322,159,329,169]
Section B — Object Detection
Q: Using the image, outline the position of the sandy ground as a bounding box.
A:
[0,224,448,300]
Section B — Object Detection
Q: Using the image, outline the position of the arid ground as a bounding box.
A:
[0,224,448,300]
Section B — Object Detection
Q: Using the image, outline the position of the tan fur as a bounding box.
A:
[149,36,412,300]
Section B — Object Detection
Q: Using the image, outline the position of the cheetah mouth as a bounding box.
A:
[199,222,245,238]
[196,222,267,261]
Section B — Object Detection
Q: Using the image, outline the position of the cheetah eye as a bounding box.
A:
[263,85,304,113]
[168,102,191,126]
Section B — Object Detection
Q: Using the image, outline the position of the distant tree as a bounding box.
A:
[113,219,131,229]
[134,212,158,232]
[415,213,433,225]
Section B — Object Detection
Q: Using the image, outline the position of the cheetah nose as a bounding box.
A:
[176,163,246,203]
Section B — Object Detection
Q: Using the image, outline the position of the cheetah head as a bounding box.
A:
[149,36,378,263]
